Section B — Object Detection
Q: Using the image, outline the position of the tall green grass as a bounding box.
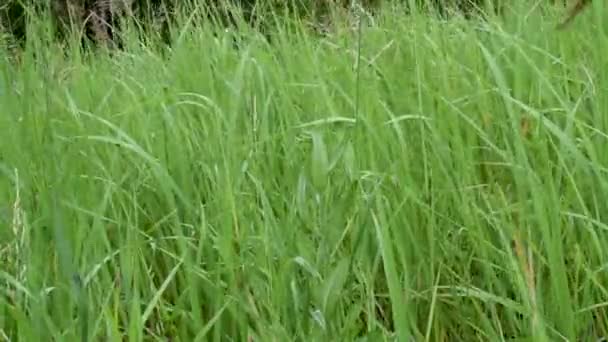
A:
[1,2,608,341]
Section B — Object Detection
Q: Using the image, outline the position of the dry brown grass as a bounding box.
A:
[52,0,134,46]
[557,0,592,29]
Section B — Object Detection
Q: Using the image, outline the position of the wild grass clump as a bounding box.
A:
[1,1,608,341]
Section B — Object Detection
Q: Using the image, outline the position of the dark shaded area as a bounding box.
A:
[0,0,513,51]
[1,0,266,49]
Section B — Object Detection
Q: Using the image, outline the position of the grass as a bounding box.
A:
[1,1,608,341]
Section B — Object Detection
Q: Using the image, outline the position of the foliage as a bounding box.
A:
[1,0,608,340]
[0,0,511,48]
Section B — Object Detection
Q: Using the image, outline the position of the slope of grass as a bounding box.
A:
[1,2,608,341]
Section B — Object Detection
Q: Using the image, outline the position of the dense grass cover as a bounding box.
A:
[1,2,608,341]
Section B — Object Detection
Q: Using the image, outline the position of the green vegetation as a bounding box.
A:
[1,1,608,341]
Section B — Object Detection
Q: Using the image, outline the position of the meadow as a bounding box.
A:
[1,1,608,341]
